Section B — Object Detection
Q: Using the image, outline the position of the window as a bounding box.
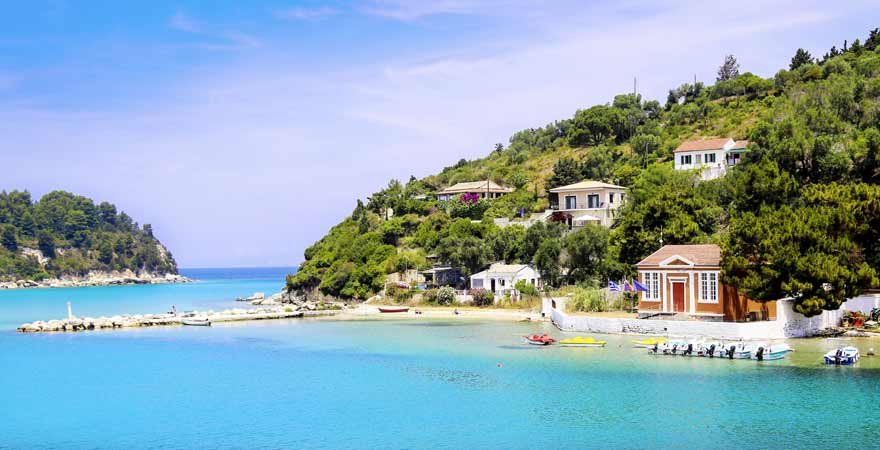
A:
[695,154,702,164]
[705,153,716,163]
[609,193,615,204]
[500,279,505,287]
[587,194,600,208]
[700,273,718,303]
[643,272,660,301]
[565,195,577,209]
[681,155,692,165]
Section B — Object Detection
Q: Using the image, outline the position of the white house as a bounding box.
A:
[470,263,541,296]
[437,180,513,201]
[674,138,748,180]
[547,180,627,229]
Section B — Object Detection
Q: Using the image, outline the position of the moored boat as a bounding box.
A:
[824,346,860,365]
[559,336,606,348]
[633,337,665,348]
[181,318,211,326]
[378,306,410,313]
[751,343,792,361]
[523,333,556,345]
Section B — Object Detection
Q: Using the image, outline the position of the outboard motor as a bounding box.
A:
[756,346,765,361]
[671,344,678,355]
[652,343,658,354]
[728,345,736,360]
[685,343,693,356]
[835,348,843,365]
[708,344,716,358]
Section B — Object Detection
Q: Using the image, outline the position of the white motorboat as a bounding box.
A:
[181,318,212,326]
[824,346,860,365]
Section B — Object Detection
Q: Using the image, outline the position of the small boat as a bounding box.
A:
[559,336,606,348]
[718,343,753,360]
[695,341,723,357]
[633,337,665,348]
[824,346,860,365]
[751,343,792,361]
[523,334,556,346]
[378,306,410,313]
[181,318,211,326]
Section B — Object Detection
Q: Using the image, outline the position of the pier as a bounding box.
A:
[17,306,339,333]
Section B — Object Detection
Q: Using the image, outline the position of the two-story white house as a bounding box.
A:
[547,180,626,229]
[673,138,748,180]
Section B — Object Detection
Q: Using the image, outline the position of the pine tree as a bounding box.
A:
[716,54,740,81]
[790,48,813,70]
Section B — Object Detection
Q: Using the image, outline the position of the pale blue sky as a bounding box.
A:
[1,1,876,267]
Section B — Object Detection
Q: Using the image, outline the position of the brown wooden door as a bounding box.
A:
[672,283,685,312]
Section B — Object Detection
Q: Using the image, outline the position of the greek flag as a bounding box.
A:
[632,279,649,292]
[608,280,621,291]
[623,281,634,292]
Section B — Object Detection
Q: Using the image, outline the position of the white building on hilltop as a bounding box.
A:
[674,138,748,180]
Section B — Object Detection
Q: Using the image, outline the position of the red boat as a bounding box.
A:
[378,306,410,313]
[523,333,556,345]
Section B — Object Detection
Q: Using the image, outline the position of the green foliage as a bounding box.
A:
[514,280,540,297]
[569,287,609,313]
[0,190,177,281]
[469,288,494,306]
[563,224,610,283]
[790,48,814,70]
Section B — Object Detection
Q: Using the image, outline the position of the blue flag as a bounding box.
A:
[633,279,649,292]
[623,280,634,292]
[608,280,621,292]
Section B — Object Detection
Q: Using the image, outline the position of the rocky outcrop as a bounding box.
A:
[0,270,191,290]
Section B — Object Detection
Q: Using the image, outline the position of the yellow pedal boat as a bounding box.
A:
[559,336,606,348]
[632,337,665,348]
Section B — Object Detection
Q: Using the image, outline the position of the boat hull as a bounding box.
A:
[560,343,605,348]
[378,307,409,313]
[181,320,211,326]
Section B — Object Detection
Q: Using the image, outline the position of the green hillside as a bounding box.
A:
[0,190,178,281]
[288,28,880,317]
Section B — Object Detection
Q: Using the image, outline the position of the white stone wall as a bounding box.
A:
[546,297,842,339]
[842,293,880,314]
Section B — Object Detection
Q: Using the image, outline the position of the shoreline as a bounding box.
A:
[0,271,192,290]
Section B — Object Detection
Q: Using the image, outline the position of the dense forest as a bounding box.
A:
[288,28,880,317]
[0,190,178,280]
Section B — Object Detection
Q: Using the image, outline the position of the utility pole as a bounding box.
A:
[633,76,637,95]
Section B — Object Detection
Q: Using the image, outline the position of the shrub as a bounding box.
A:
[437,286,456,305]
[570,287,609,312]
[514,280,540,297]
[422,288,439,304]
[469,288,494,306]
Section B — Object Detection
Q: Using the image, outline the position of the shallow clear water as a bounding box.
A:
[2,269,879,449]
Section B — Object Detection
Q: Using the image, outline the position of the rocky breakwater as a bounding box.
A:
[17,304,342,333]
[0,270,192,289]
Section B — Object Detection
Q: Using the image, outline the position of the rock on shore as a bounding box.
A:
[0,270,192,290]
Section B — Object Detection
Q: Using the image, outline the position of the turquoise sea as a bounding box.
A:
[2,268,879,449]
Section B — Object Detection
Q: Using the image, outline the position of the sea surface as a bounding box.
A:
[1,268,879,449]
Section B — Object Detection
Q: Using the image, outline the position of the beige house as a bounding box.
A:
[548,180,626,228]
[674,138,748,180]
[636,244,775,322]
[437,180,513,201]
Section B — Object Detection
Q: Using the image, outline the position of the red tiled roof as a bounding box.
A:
[673,138,733,153]
[732,140,749,149]
[636,244,721,267]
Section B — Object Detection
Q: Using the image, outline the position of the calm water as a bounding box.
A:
[1,268,879,449]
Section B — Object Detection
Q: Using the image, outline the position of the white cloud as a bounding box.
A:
[167,11,261,51]
[274,6,339,21]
